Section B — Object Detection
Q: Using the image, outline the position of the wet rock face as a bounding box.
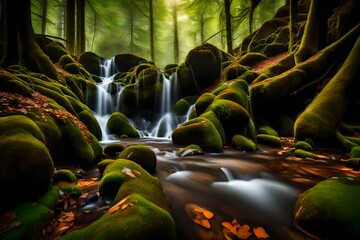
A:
[294,177,360,240]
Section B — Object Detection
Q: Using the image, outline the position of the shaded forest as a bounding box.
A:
[0,0,360,239]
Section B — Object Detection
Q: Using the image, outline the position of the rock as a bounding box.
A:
[114,53,148,72]
[179,144,204,157]
[173,98,190,116]
[172,117,223,152]
[295,141,314,151]
[294,149,317,159]
[258,125,279,137]
[294,177,360,239]
[97,159,115,175]
[256,134,282,147]
[106,112,140,138]
[79,51,102,76]
[194,93,215,116]
[231,134,257,152]
[104,143,125,157]
[118,145,157,173]
[55,169,78,183]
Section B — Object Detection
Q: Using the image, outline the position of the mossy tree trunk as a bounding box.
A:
[41,0,48,35]
[0,0,58,79]
[289,0,299,52]
[224,0,233,55]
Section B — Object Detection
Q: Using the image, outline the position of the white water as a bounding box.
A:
[93,59,186,142]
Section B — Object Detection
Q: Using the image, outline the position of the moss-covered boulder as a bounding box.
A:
[78,110,102,140]
[0,132,54,213]
[172,117,223,152]
[256,134,282,147]
[294,177,360,239]
[0,186,59,238]
[295,141,314,151]
[199,110,226,144]
[104,143,125,157]
[106,112,139,138]
[238,52,267,67]
[54,169,78,183]
[294,149,317,159]
[258,125,279,137]
[231,134,257,152]
[60,194,177,240]
[43,41,68,63]
[79,51,102,76]
[97,159,115,175]
[206,99,250,139]
[179,144,204,157]
[114,53,147,72]
[118,145,157,173]
[173,98,190,116]
[59,54,76,68]
[194,93,215,116]
[223,63,249,81]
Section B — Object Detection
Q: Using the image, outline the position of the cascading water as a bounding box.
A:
[93,58,186,142]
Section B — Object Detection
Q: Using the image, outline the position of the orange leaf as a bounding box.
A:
[223,228,234,240]
[232,218,240,229]
[64,217,74,222]
[193,207,214,219]
[236,224,252,239]
[253,226,269,239]
[121,203,129,210]
[193,219,211,229]
[107,196,130,214]
[222,222,237,235]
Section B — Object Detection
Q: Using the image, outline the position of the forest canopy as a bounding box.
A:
[30,0,285,67]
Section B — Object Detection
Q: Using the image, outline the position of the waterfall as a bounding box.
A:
[92,58,185,141]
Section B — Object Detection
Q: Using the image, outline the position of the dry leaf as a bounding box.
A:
[107,195,130,214]
[133,170,141,175]
[253,227,269,239]
[121,203,129,210]
[122,167,136,178]
[223,228,234,240]
[63,217,74,222]
[237,224,252,239]
[222,222,237,235]
[232,218,240,228]
[193,207,214,219]
[193,219,211,229]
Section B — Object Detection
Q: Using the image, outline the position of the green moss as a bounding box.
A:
[194,93,215,116]
[239,70,259,84]
[295,141,314,151]
[99,172,125,199]
[0,202,54,239]
[64,63,80,74]
[215,88,248,111]
[97,159,115,175]
[350,147,360,158]
[78,110,102,140]
[118,145,157,173]
[65,77,85,102]
[0,132,54,212]
[43,41,68,62]
[263,43,288,57]
[78,52,101,76]
[164,63,178,76]
[258,125,279,137]
[346,158,360,170]
[60,194,177,240]
[179,144,204,157]
[0,77,33,97]
[200,111,226,144]
[114,53,147,72]
[294,149,317,159]
[294,177,360,239]
[106,112,140,138]
[104,143,125,157]
[336,132,358,152]
[238,52,267,67]
[211,84,228,95]
[55,169,78,183]
[57,183,82,198]
[173,98,190,116]
[36,186,60,210]
[256,134,282,147]
[231,134,257,152]
[172,117,223,152]
[223,64,249,81]
[0,115,45,143]
[59,54,76,67]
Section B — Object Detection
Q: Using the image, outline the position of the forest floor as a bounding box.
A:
[44,136,358,240]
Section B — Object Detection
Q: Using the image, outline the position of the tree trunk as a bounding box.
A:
[289,0,299,52]
[66,0,75,55]
[57,0,65,38]
[224,0,233,55]
[41,0,48,35]
[173,4,179,64]
[149,0,155,61]
[76,0,85,55]
[130,14,135,53]
[0,0,57,79]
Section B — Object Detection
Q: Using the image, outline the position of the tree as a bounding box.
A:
[0,0,57,79]
[66,0,75,54]
[249,0,262,34]
[149,0,155,61]
[41,0,48,35]
[76,0,86,55]
[168,0,180,63]
[224,0,233,55]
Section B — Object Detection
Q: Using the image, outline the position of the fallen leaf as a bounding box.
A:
[223,228,234,240]
[122,167,136,178]
[232,218,240,228]
[193,207,214,219]
[222,222,237,235]
[133,170,141,175]
[107,195,130,214]
[121,203,129,210]
[237,224,252,239]
[253,226,269,239]
[64,217,74,222]
[193,218,211,229]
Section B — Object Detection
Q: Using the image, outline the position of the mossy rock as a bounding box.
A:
[106,112,140,138]
[346,158,360,170]
[173,98,190,116]
[57,183,82,198]
[256,134,282,147]
[0,132,54,213]
[207,99,250,138]
[65,76,85,102]
[36,186,61,210]
[238,52,267,67]
[78,110,102,140]
[214,88,248,111]
[59,54,76,67]
[0,202,54,239]
[239,70,259,84]
[172,117,223,152]
[118,145,157,173]
[104,143,126,157]
[231,134,257,152]
[0,77,33,97]
[223,64,249,81]
[97,159,115,175]
[0,115,45,143]
[200,111,226,144]
[164,63,178,76]
[55,169,78,183]
[43,41,68,62]
[211,83,228,95]
[262,43,288,57]
[64,63,80,74]
[294,149,317,159]
[295,141,314,151]
[179,144,204,157]
[60,194,177,240]
[279,115,294,136]
[294,177,360,239]
[350,146,360,158]
[89,134,103,161]
[258,125,279,137]
[194,93,215,116]
[114,53,147,72]
[78,51,102,76]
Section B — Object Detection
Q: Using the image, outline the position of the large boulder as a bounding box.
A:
[114,53,148,73]
[106,112,140,138]
[294,177,360,239]
[79,52,102,76]
[118,144,157,173]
